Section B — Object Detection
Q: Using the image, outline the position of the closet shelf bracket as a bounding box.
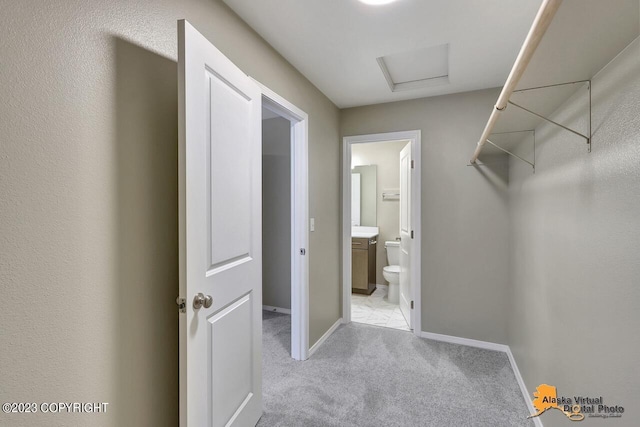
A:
[486,139,534,170]
[468,129,536,171]
[508,79,592,153]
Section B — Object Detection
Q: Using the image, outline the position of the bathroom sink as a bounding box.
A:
[351,226,379,239]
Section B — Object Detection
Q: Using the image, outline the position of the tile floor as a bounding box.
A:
[351,284,410,331]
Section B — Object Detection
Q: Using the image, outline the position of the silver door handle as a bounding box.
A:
[193,293,213,309]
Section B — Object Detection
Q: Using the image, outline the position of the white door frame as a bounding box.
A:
[254,80,310,361]
[342,130,422,336]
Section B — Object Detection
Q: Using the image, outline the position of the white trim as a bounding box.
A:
[254,79,310,361]
[262,305,291,315]
[420,331,543,427]
[420,331,509,352]
[506,347,544,427]
[342,130,422,335]
[308,318,343,357]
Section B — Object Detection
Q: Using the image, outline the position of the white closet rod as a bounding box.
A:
[470,0,563,164]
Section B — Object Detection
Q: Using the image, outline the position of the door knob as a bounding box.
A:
[193,293,213,309]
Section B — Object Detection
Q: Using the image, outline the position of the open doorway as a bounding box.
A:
[342,131,422,335]
[258,83,310,361]
[262,107,292,326]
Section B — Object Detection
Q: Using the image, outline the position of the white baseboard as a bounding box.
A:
[420,331,543,427]
[309,318,343,357]
[262,305,291,315]
[506,347,543,427]
[420,331,509,352]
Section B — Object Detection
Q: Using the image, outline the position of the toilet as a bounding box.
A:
[383,241,400,304]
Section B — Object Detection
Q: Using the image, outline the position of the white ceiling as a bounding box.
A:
[223,0,543,108]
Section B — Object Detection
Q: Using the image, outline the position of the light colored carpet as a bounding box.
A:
[259,311,534,427]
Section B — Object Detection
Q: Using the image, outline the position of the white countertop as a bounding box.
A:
[352,232,378,239]
[351,226,379,239]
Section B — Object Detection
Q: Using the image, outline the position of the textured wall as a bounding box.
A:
[0,1,340,425]
[341,89,511,343]
[508,36,640,427]
[262,117,291,310]
[352,140,408,285]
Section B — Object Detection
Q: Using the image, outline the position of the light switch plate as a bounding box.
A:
[310,218,315,232]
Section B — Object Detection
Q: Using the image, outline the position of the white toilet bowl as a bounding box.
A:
[383,265,400,304]
[384,241,400,304]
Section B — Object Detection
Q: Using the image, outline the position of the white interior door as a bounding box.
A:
[178,20,262,427]
[399,142,412,329]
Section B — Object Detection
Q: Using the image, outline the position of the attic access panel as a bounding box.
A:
[377,43,450,92]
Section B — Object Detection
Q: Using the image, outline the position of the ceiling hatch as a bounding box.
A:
[377,43,450,92]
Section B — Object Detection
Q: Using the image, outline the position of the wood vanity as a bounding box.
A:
[352,237,377,295]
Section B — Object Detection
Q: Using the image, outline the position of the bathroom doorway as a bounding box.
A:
[259,83,310,361]
[342,131,422,334]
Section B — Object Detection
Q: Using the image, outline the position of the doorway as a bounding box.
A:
[257,82,310,361]
[342,131,422,335]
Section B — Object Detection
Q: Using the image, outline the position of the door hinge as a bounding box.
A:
[176,297,186,314]
[300,248,306,255]
[410,230,414,239]
[411,160,414,169]
[411,300,414,309]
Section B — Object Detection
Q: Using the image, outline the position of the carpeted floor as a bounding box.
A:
[259,311,535,427]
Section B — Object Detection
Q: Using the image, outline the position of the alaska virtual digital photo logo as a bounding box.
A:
[528,384,625,421]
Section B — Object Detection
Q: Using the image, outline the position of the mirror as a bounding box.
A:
[351,165,377,226]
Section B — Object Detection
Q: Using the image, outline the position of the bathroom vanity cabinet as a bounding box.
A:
[352,237,377,295]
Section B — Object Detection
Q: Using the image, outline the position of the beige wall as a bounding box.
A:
[262,117,291,310]
[352,140,408,285]
[0,1,340,426]
[342,89,511,343]
[508,36,640,426]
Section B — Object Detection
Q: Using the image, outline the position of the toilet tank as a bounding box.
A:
[384,241,400,265]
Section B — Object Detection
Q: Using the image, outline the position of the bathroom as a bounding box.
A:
[350,139,411,331]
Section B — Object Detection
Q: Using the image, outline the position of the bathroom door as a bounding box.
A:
[399,142,413,329]
[178,20,263,427]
